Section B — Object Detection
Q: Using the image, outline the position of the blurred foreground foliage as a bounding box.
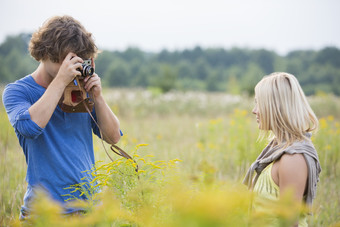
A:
[11,145,307,227]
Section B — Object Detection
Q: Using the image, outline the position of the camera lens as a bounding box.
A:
[83,65,94,77]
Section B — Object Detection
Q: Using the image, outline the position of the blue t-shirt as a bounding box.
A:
[2,75,101,213]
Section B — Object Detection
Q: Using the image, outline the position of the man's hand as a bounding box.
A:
[84,73,102,98]
[56,52,83,86]
[83,58,102,98]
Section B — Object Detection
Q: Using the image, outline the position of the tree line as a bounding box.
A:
[1,33,340,95]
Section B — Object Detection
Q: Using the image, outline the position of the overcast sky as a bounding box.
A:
[1,0,339,55]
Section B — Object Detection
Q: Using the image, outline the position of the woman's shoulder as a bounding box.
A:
[279,153,307,167]
[276,153,308,184]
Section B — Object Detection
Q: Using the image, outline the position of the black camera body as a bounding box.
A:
[58,59,95,113]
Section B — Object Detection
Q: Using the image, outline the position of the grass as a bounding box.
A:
[0,88,339,226]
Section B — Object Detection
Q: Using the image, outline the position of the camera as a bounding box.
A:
[58,59,95,113]
[78,59,94,78]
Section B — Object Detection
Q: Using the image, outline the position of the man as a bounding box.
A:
[2,15,121,218]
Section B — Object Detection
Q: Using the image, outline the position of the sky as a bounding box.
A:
[1,0,339,55]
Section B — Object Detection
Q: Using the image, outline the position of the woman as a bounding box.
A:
[243,72,321,226]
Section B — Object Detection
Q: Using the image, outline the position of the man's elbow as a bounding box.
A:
[105,131,121,144]
[15,120,44,139]
[112,133,121,144]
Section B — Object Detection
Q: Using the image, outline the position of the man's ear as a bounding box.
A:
[91,58,95,69]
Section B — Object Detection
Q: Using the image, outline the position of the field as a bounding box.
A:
[0,88,339,226]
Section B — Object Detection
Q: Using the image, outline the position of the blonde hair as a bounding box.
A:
[255,72,318,146]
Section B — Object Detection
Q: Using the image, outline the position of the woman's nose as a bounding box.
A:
[252,106,257,115]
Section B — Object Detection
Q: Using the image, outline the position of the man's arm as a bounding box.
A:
[84,73,121,144]
[29,53,83,128]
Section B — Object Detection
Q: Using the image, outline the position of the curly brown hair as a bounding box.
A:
[29,15,98,63]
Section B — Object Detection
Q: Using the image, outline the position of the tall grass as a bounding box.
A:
[0,88,339,226]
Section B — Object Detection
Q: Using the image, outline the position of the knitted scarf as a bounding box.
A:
[243,133,321,205]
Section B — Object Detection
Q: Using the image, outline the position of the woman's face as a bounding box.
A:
[252,98,261,128]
